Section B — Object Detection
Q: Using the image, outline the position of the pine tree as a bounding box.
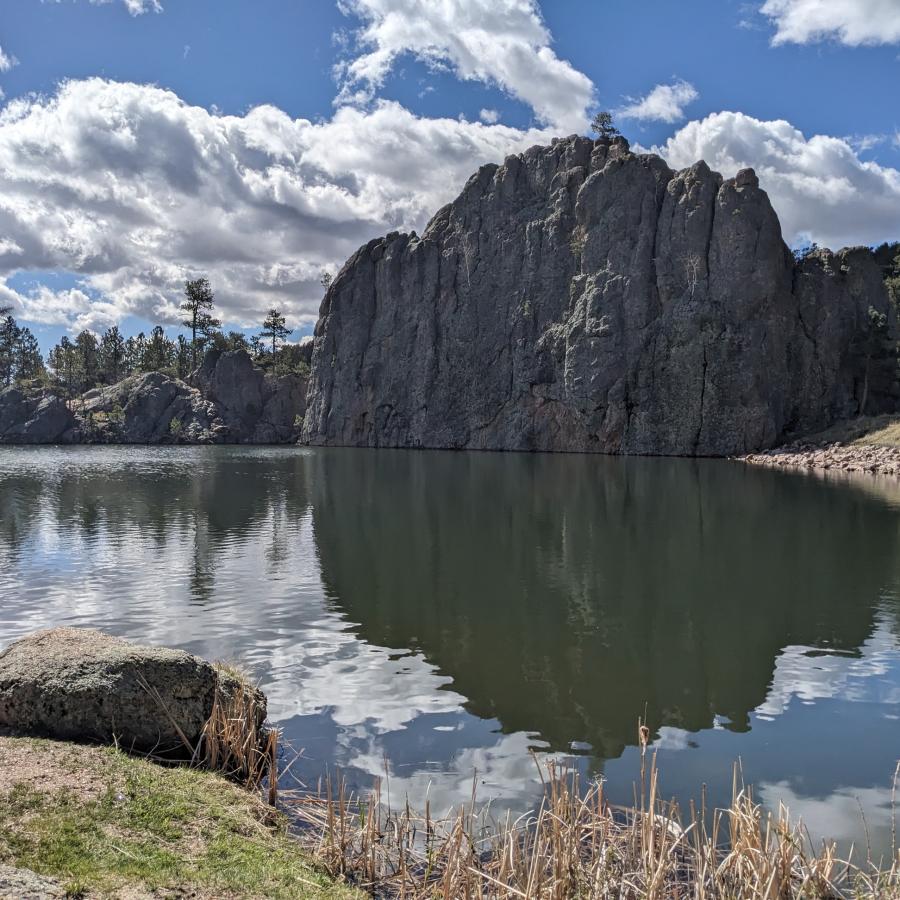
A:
[15,328,45,381]
[142,325,176,373]
[98,326,126,385]
[49,336,82,398]
[175,335,192,380]
[74,330,99,391]
[124,334,145,374]
[853,306,896,416]
[590,111,620,140]
[226,330,249,352]
[886,247,900,309]
[180,278,220,370]
[260,308,292,370]
[0,314,19,386]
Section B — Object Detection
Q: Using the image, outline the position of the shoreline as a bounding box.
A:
[2,627,899,897]
[741,442,900,478]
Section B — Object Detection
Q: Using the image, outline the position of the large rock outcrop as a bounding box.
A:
[0,350,307,445]
[80,371,225,443]
[190,349,307,444]
[0,628,264,755]
[303,136,897,456]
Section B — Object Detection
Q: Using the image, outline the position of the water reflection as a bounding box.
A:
[309,451,896,754]
[0,446,899,854]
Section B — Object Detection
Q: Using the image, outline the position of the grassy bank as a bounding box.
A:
[0,735,359,899]
[797,415,900,448]
[3,735,898,899]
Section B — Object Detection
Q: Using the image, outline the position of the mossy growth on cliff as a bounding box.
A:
[0,736,360,899]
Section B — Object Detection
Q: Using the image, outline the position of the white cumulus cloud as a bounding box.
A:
[334,0,594,133]
[618,79,698,124]
[0,78,551,331]
[652,110,900,249]
[0,45,18,73]
[760,0,900,46]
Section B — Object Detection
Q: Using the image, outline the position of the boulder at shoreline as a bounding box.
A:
[0,628,264,755]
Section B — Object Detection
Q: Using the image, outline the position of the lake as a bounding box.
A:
[1,446,899,858]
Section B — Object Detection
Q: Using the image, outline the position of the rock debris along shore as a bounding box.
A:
[303,135,897,456]
[741,443,900,478]
[0,347,308,445]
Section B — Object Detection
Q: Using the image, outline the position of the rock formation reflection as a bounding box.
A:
[308,450,898,758]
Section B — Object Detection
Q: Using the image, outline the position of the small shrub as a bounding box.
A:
[570,225,587,259]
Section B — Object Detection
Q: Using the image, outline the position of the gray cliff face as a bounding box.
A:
[0,350,307,445]
[303,136,896,456]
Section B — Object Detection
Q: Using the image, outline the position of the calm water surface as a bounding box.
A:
[1,446,899,856]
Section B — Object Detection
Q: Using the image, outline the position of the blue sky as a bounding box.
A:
[0,0,899,351]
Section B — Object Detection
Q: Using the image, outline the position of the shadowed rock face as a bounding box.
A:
[303,137,897,456]
[0,385,75,444]
[190,350,308,444]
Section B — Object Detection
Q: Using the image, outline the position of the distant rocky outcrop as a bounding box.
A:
[0,349,307,445]
[303,136,898,456]
[0,628,265,755]
[0,384,75,444]
[80,371,224,443]
[190,349,308,444]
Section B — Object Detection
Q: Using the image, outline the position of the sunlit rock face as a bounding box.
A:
[303,136,896,456]
[0,349,309,445]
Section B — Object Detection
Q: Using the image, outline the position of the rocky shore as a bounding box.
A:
[741,442,900,477]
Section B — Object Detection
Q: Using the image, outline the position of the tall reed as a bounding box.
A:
[287,726,900,899]
[137,664,278,796]
[200,672,278,794]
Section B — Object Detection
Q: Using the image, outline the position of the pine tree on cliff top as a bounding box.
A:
[590,111,620,140]
[180,278,221,370]
[260,308,292,371]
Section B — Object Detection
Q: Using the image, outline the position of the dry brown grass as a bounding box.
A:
[201,672,279,799]
[797,415,900,449]
[136,663,278,796]
[287,728,900,899]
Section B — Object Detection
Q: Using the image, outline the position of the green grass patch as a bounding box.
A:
[0,736,358,899]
